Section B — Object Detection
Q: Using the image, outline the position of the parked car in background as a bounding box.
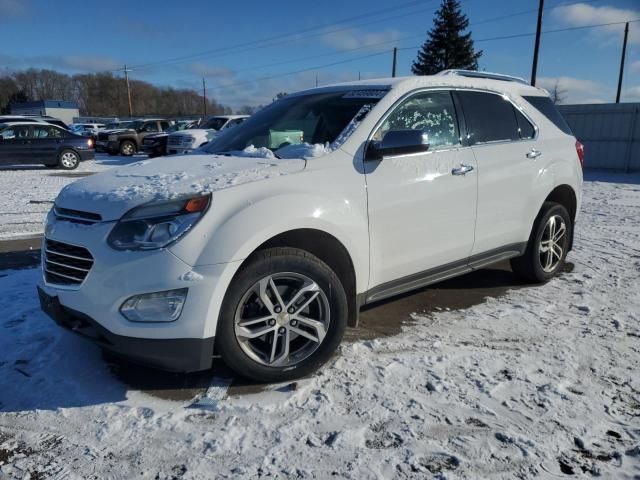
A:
[96,119,172,156]
[0,121,94,169]
[167,115,248,155]
[38,71,583,382]
[70,123,105,136]
[142,120,197,158]
[0,115,68,129]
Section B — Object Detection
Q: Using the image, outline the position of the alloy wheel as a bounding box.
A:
[539,214,567,273]
[234,272,330,367]
[122,143,134,155]
[60,152,78,168]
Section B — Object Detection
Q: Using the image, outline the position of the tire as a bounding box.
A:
[510,202,572,283]
[216,247,348,383]
[57,149,80,170]
[119,140,136,156]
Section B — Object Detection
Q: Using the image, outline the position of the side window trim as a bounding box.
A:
[453,88,539,146]
[367,88,463,154]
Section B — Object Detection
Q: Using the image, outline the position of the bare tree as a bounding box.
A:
[549,79,567,105]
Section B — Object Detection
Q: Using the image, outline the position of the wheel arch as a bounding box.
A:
[242,228,360,327]
[539,184,578,250]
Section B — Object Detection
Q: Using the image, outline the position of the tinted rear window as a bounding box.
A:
[522,95,572,135]
[457,91,519,144]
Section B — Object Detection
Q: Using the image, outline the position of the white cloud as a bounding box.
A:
[623,85,640,101]
[537,76,612,104]
[0,54,120,73]
[552,3,640,45]
[321,28,400,51]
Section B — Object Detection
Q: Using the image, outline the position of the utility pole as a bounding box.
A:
[616,22,629,104]
[202,77,207,116]
[392,47,397,77]
[315,74,318,87]
[358,71,361,81]
[530,0,544,86]
[123,65,133,118]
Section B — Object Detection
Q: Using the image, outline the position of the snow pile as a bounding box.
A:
[0,154,141,239]
[224,145,276,159]
[0,172,639,478]
[277,142,332,159]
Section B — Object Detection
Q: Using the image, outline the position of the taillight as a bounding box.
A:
[575,140,584,169]
[87,138,94,148]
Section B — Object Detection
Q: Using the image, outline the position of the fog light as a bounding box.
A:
[120,288,188,322]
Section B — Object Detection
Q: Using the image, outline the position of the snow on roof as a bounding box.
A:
[293,74,548,98]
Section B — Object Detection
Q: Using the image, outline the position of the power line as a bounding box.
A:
[124,0,436,72]
[210,18,640,94]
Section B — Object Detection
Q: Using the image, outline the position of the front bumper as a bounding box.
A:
[38,214,238,372]
[167,146,195,155]
[38,287,214,371]
[79,149,95,161]
[95,140,120,152]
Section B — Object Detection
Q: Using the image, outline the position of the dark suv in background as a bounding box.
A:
[96,119,172,156]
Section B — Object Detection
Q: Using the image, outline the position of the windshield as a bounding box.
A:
[201,117,228,131]
[204,90,385,156]
[128,120,144,130]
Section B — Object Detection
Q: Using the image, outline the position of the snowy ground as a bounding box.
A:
[0,154,142,239]
[1,172,639,479]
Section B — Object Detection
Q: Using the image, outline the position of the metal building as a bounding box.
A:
[559,103,640,172]
[10,100,80,126]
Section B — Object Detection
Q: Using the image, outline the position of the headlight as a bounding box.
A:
[107,194,211,251]
[183,137,195,145]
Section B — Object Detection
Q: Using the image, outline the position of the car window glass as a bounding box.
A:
[14,126,31,139]
[0,128,16,139]
[522,95,572,135]
[33,126,62,138]
[372,91,459,149]
[458,91,519,144]
[160,121,170,130]
[143,122,159,132]
[514,108,535,139]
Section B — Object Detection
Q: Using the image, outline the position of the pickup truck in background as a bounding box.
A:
[96,118,172,156]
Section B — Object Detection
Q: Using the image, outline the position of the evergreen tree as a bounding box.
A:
[411,0,482,76]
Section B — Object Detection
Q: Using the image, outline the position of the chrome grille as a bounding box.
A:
[44,239,94,286]
[168,135,181,146]
[54,206,102,225]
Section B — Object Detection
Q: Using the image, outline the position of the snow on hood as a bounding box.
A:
[55,154,305,221]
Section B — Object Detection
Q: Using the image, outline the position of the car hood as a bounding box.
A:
[170,129,214,137]
[103,128,135,135]
[55,154,306,221]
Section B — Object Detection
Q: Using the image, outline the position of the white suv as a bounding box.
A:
[166,115,248,155]
[38,71,583,382]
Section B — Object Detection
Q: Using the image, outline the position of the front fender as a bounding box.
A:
[170,191,369,292]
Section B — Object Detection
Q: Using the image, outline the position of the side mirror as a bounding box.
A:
[367,129,429,160]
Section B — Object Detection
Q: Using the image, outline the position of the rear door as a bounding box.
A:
[365,89,478,293]
[0,125,33,165]
[31,125,65,164]
[455,90,540,255]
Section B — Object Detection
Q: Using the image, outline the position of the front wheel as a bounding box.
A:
[216,247,348,383]
[57,149,80,170]
[119,140,136,156]
[511,202,572,283]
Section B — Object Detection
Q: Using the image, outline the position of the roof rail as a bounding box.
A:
[436,69,530,85]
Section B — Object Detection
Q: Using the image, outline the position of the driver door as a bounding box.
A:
[364,90,478,297]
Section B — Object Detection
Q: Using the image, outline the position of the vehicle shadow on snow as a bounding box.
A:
[0,261,572,412]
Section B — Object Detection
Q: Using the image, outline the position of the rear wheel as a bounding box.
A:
[511,202,572,283]
[216,247,348,382]
[57,149,79,170]
[119,140,136,156]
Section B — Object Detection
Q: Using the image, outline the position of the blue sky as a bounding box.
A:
[1,0,639,108]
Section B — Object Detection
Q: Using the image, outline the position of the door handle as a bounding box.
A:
[452,164,474,176]
[526,148,542,159]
